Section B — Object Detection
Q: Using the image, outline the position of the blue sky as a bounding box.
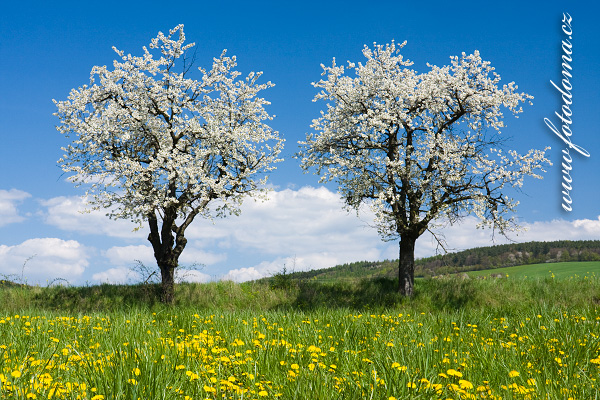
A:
[1,0,599,285]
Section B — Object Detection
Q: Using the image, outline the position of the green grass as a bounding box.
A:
[1,302,600,399]
[2,269,600,399]
[465,261,600,279]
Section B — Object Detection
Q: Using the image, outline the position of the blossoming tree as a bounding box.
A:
[54,25,283,303]
[299,41,550,296]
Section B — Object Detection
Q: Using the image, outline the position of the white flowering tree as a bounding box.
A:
[54,25,283,303]
[299,41,550,296]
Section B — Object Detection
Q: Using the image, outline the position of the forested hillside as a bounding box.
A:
[269,240,600,282]
[416,240,600,277]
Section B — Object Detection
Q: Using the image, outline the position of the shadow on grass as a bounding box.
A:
[5,274,598,314]
[285,276,481,311]
[32,283,164,312]
[30,277,482,312]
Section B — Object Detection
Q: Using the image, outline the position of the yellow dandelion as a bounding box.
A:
[203,385,216,393]
[459,379,474,390]
[431,383,443,393]
[447,369,463,378]
[509,370,520,378]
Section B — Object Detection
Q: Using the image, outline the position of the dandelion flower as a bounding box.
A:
[447,369,463,378]
[459,379,474,389]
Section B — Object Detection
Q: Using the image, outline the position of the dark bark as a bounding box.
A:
[147,210,187,304]
[398,234,417,297]
[159,262,176,304]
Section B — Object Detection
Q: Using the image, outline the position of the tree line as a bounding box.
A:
[268,240,600,282]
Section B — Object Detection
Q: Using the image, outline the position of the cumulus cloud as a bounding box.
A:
[105,245,155,267]
[221,267,264,282]
[178,245,227,266]
[189,186,389,268]
[0,189,31,227]
[104,244,225,269]
[527,216,600,240]
[92,267,134,284]
[176,269,211,283]
[92,265,210,285]
[0,238,89,284]
[41,196,144,239]
[202,187,600,282]
[29,186,600,285]
[413,215,600,258]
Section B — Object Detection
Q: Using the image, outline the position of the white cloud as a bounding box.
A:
[100,245,221,284]
[572,217,600,235]
[92,267,135,284]
[41,196,144,239]
[178,245,227,266]
[0,189,31,227]
[414,215,600,258]
[92,266,210,285]
[25,186,600,285]
[188,186,389,264]
[176,269,211,283]
[0,238,89,284]
[528,216,600,240]
[104,244,225,269]
[105,245,155,266]
[221,267,264,282]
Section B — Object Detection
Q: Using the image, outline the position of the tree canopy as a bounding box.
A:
[299,41,550,295]
[54,25,283,302]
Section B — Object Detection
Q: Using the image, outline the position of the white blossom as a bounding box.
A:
[299,40,550,248]
[54,25,283,301]
[54,25,283,225]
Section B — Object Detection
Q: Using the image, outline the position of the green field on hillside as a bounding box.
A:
[465,261,600,279]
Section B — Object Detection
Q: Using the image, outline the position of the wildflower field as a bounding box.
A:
[1,276,600,399]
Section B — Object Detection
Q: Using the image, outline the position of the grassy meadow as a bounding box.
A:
[465,261,600,280]
[1,265,600,399]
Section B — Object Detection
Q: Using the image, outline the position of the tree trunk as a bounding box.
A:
[159,263,176,304]
[147,210,187,305]
[398,234,416,297]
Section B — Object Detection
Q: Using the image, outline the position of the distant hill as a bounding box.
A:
[262,240,600,283]
[415,240,600,277]
[465,261,600,280]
